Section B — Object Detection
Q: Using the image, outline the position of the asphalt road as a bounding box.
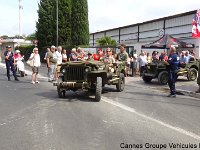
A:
[0,64,200,150]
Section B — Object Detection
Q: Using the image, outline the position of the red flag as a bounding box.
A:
[192,9,200,38]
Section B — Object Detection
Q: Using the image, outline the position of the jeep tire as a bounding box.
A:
[57,77,66,98]
[158,71,168,85]
[95,77,102,102]
[187,68,198,81]
[116,73,125,92]
[142,71,152,83]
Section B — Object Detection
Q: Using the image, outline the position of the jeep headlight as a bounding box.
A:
[62,68,66,73]
[85,68,89,72]
[98,67,104,70]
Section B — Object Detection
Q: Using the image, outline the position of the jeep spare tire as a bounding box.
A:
[158,71,168,85]
[95,77,102,102]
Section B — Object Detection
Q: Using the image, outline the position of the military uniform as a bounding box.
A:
[117,51,128,61]
[167,53,180,97]
[4,46,19,81]
[103,56,115,64]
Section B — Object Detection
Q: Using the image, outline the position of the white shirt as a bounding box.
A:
[30,53,41,67]
[138,55,147,67]
[56,51,62,64]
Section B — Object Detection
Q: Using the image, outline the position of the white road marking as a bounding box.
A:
[102,97,200,141]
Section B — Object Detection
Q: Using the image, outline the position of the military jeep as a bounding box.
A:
[142,59,199,85]
[53,61,126,101]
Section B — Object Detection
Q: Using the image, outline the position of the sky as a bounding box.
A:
[0,0,200,36]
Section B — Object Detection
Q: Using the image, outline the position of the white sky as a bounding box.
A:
[0,0,199,36]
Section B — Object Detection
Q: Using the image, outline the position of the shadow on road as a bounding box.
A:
[35,90,101,103]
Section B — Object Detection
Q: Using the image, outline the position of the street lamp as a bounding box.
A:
[56,0,58,47]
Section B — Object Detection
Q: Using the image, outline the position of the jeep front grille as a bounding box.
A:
[64,67,85,81]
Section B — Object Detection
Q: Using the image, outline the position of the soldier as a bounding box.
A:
[4,46,19,81]
[116,44,128,61]
[196,60,200,93]
[166,46,180,98]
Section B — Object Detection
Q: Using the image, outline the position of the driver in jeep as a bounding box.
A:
[102,48,115,72]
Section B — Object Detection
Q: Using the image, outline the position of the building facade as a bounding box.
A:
[90,10,200,57]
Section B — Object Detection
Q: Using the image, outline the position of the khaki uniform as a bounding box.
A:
[197,59,200,85]
[117,51,128,61]
[103,56,115,64]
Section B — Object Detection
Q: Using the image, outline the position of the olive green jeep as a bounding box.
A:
[53,60,126,101]
[142,59,199,85]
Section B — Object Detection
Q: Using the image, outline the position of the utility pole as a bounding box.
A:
[56,0,58,47]
[19,0,23,36]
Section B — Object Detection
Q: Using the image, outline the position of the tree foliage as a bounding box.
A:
[96,36,117,47]
[36,0,89,49]
[25,33,36,41]
[71,0,89,46]
[36,0,71,49]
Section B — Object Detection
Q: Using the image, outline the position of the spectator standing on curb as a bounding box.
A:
[132,50,138,76]
[138,52,147,76]
[44,48,50,61]
[46,45,57,82]
[166,46,180,98]
[62,49,68,62]
[4,46,19,81]
[146,52,152,63]
[55,46,63,80]
[29,48,41,84]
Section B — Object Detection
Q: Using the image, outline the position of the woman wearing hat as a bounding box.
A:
[28,48,41,84]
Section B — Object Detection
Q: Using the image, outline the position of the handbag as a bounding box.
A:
[26,59,34,67]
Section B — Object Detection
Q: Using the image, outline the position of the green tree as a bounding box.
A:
[36,0,55,48]
[96,36,117,47]
[71,0,89,46]
[36,0,71,48]
[25,33,36,41]
[57,0,72,46]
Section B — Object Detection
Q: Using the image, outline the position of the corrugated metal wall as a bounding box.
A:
[90,11,197,50]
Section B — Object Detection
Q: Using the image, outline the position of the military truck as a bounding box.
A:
[142,59,199,85]
[53,61,126,101]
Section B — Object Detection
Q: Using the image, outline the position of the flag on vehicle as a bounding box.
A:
[192,9,200,38]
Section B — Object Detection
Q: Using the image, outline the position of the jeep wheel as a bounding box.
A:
[57,86,66,98]
[187,68,198,81]
[95,77,102,102]
[116,73,125,92]
[57,77,65,98]
[158,71,168,85]
[142,72,152,83]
